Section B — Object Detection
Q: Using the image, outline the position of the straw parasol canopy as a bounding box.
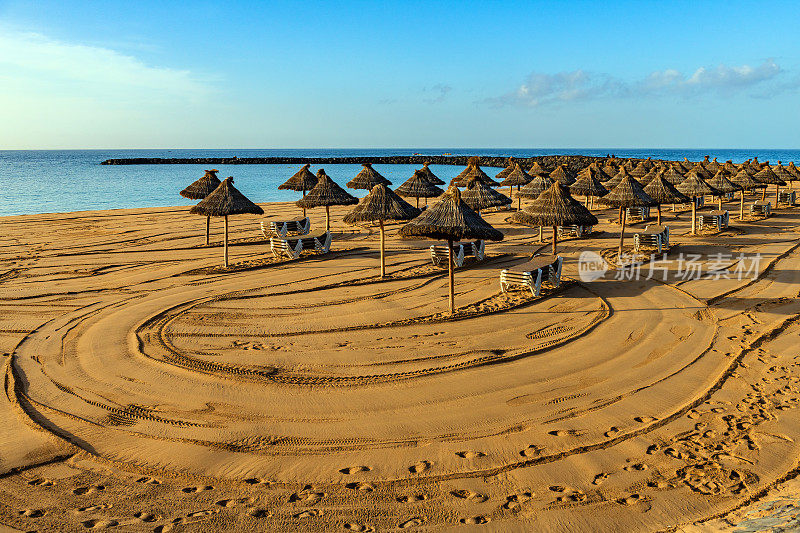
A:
[297,169,358,232]
[461,177,512,212]
[787,162,800,181]
[602,161,619,178]
[343,184,420,278]
[451,157,499,187]
[420,162,445,185]
[601,175,655,258]
[517,173,554,200]
[494,157,517,183]
[190,177,264,267]
[604,167,631,191]
[629,161,648,178]
[676,171,717,234]
[662,164,686,185]
[347,163,392,190]
[400,186,503,314]
[679,157,695,173]
[638,167,660,186]
[705,157,722,174]
[498,163,532,209]
[772,162,796,183]
[511,182,598,254]
[549,164,576,186]
[527,161,549,178]
[569,169,608,204]
[707,170,741,209]
[730,169,762,220]
[181,169,222,246]
[643,171,689,225]
[279,164,318,217]
[579,162,614,183]
[394,169,444,208]
[753,164,786,203]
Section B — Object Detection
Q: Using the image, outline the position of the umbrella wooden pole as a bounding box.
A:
[223,215,229,267]
[302,189,306,217]
[761,188,766,201]
[416,197,420,209]
[740,191,745,220]
[657,205,662,226]
[379,220,386,278]
[325,206,331,232]
[776,185,780,206]
[691,198,697,235]
[552,227,558,255]
[718,196,723,210]
[618,210,627,260]
[538,226,543,242]
[206,216,210,246]
[447,238,455,315]
[618,207,623,225]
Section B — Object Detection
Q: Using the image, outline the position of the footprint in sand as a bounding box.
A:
[502,492,533,510]
[187,509,219,518]
[19,509,45,518]
[455,451,486,459]
[339,466,371,474]
[399,517,424,528]
[648,480,669,488]
[623,463,648,471]
[549,485,567,493]
[294,509,322,519]
[450,489,488,503]
[592,473,609,485]
[520,445,545,457]
[78,504,113,512]
[344,523,375,532]
[81,518,119,529]
[28,478,53,487]
[216,497,255,508]
[634,416,658,423]
[136,477,161,485]
[246,507,271,518]
[73,485,105,496]
[617,494,642,505]
[604,427,620,437]
[408,461,431,474]
[133,511,157,522]
[181,485,213,494]
[460,516,490,525]
[289,486,325,504]
[243,478,269,485]
[345,482,375,492]
[548,429,586,437]
[396,494,428,503]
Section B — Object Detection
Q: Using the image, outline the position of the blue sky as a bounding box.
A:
[1,0,798,148]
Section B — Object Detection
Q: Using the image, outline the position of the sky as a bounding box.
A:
[0,0,799,149]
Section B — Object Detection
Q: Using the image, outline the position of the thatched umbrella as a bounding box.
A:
[753,165,786,203]
[511,182,598,255]
[707,171,741,209]
[629,161,648,179]
[602,175,655,258]
[343,184,420,278]
[569,168,608,208]
[679,157,695,173]
[643,171,689,225]
[399,186,503,314]
[395,169,444,208]
[786,162,800,187]
[451,157,500,187]
[517,173,554,200]
[297,169,358,232]
[190,177,264,267]
[638,167,660,186]
[705,157,722,174]
[461,177,512,213]
[494,157,517,183]
[773,162,796,192]
[730,169,761,219]
[347,163,392,191]
[579,162,613,183]
[498,163,532,210]
[602,161,618,178]
[278,164,318,217]
[528,161,549,178]
[662,164,686,185]
[604,166,631,191]
[676,171,717,234]
[420,162,446,185]
[549,164,576,186]
[180,169,222,245]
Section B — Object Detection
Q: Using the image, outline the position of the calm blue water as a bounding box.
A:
[1,149,799,216]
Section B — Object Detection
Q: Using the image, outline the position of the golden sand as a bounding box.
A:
[0,198,799,531]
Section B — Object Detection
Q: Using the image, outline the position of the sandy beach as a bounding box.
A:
[0,191,797,532]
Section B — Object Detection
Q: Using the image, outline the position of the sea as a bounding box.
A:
[1,148,799,217]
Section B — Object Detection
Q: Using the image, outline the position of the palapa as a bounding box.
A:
[498,163,532,209]
[579,162,614,183]
[461,177,512,212]
[662,165,686,185]
[297,169,358,232]
[753,165,786,203]
[394,169,444,208]
[629,161,648,178]
[601,175,655,259]
[279,164,318,217]
[180,169,222,245]
[493,157,517,183]
[549,164,576,186]
[190,177,264,267]
[787,162,800,182]
[676,171,718,234]
[707,171,741,209]
[517,173,554,199]
[511,182,598,254]
[638,167,660,186]
[643,171,689,225]
[347,163,392,190]
[730,169,762,220]
[420,162,445,185]
[451,157,499,187]
[773,162,796,185]
[705,157,722,174]
[569,169,608,207]
[343,184,420,278]
[604,167,631,191]
[528,161,549,178]
[400,186,503,314]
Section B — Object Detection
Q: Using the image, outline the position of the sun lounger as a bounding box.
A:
[500,255,563,297]
[750,201,771,217]
[430,240,485,268]
[557,224,593,238]
[696,210,729,231]
[261,216,311,238]
[270,229,331,259]
[625,206,651,222]
[634,225,670,253]
[778,191,797,206]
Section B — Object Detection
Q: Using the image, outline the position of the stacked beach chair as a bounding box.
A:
[634,225,670,253]
[500,255,563,297]
[430,240,485,268]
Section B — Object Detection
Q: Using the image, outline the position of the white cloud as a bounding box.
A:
[0,29,211,100]
[487,59,786,107]
[423,84,452,104]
